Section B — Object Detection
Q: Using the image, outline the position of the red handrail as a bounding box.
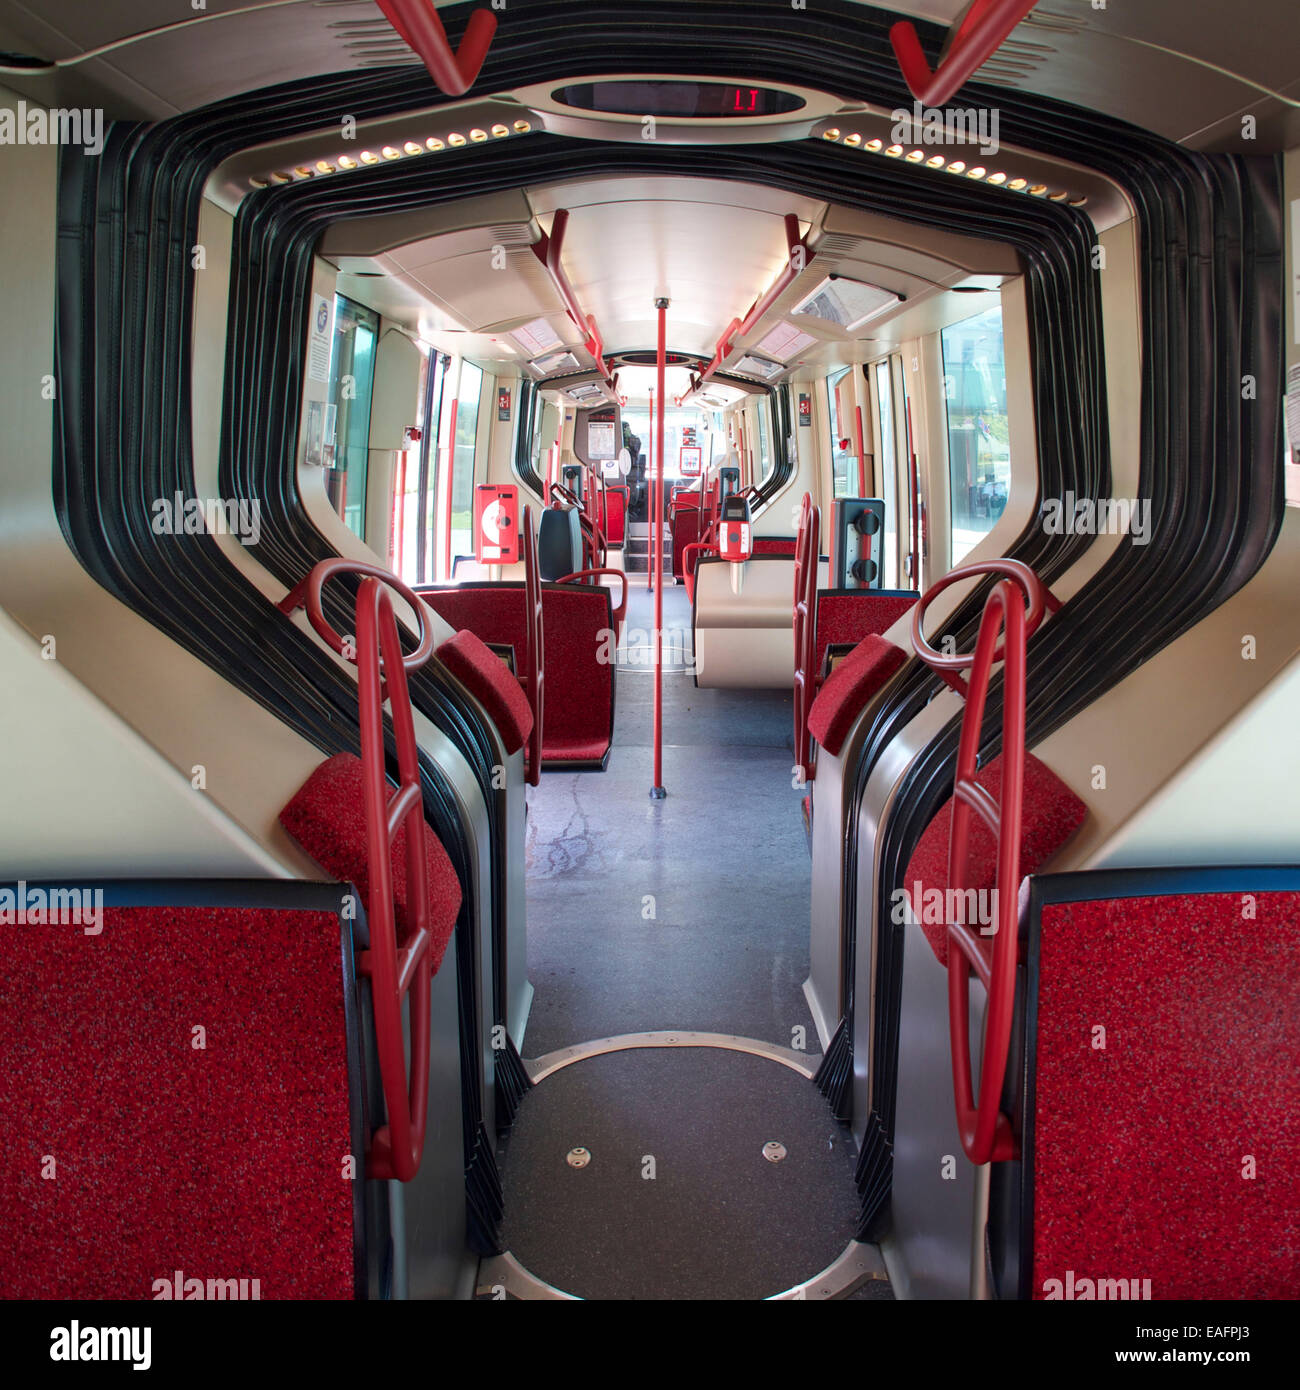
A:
[279,560,437,1182]
[374,0,497,98]
[909,558,1058,1165]
[531,210,616,390]
[890,0,1039,108]
[521,506,544,786]
[558,567,628,636]
[684,214,814,401]
[792,494,821,782]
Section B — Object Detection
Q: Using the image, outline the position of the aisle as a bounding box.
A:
[521,580,814,1053]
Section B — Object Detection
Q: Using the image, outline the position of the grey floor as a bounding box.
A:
[502,578,888,1299]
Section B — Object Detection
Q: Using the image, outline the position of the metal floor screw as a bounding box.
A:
[762,1141,787,1163]
[566,1147,591,1168]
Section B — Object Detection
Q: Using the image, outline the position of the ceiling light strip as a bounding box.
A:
[819,124,1085,207]
[245,117,534,191]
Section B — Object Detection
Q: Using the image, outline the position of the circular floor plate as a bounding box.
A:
[500,1045,861,1300]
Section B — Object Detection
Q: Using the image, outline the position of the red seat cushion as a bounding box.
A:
[902,753,1086,964]
[280,753,460,973]
[807,634,907,757]
[1032,890,1300,1299]
[0,902,354,1298]
[437,629,533,756]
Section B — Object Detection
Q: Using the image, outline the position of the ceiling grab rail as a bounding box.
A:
[531,209,618,391]
[680,213,815,404]
[279,558,437,1182]
[890,0,1040,108]
[909,558,1059,1164]
[374,0,497,98]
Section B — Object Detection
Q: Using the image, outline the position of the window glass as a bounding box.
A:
[326,295,379,540]
[449,360,483,566]
[754,396,773,484]
[875,359,898,587]
[827,367,853,498]
[941,305,1009,565]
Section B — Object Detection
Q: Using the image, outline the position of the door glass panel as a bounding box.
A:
[941,305,1009,566]
[326,295,379,540]
[449,360,483,567]
[828,367,853,498]
[875,359,898,587]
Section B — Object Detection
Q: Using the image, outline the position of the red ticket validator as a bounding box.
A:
[474,483,520,565]
[718,495,753,562]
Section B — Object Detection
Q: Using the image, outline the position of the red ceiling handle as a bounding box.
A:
[374,0,497,98]
[910,557,1059,693]
[521,506,544,786]
[941,579,1026,1165]
[890,0,1039,108]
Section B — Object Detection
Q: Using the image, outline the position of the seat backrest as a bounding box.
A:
[538,581,615,767]
[538,506,583,580]
[0,881,363,1298]
[419,584,530,669]
[1005,869,1300,1301]
[813,588,919,679]
[605,485,628,547]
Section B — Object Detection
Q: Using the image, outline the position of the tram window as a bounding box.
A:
[394,349,447,586]
[941,305,1010,565]
[448,360,483,564]
[527,384,546,482]
[874,359,899,587]
[325,295,379,540]
[827,367,854,497]
[754,395,773,484]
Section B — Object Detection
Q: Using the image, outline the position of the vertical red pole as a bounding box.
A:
[651,297,668,800]
[647,387,656,596]
[855,405,868,495]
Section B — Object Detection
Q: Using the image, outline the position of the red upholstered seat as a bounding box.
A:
[540,583,614,767]
[902,753,1086,964]
[280,753,460,973]
[437,629,533,756]
[806,634,907,757]
[1030,888,1300,1299]
[0,895,356,1298]
[752,537,797,556]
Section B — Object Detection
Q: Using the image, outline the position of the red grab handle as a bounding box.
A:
[374,0,496,98]
[942,580,1025,1165]
[281,562,438,1182]
[910,558,1060,1164]
[910,557,1059,693]
[521,506,544,786]
[890,0,1040,108]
